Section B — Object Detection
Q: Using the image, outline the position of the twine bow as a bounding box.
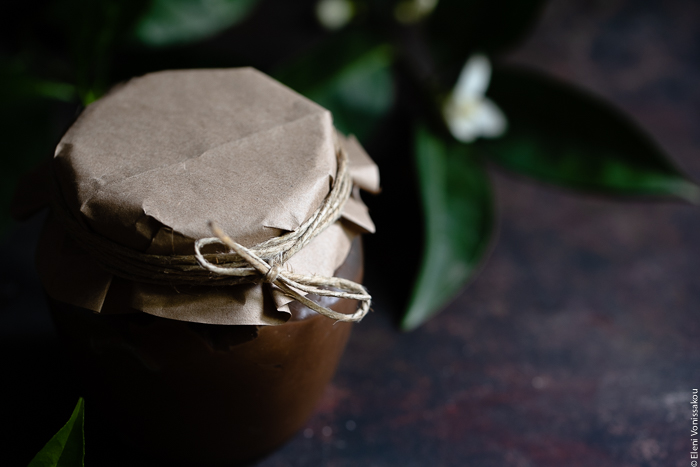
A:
[193,145,371,322]
[194,222,371,322]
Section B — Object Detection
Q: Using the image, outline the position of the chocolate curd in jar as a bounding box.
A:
[35,68,379,466]
[48,234,363,466]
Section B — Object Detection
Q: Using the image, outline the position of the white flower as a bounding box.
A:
[394,0,438,24]
[315,0,354,30]
[442,54,507,143]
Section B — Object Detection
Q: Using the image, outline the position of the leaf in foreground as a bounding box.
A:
[28,398,85,467]
[402,127,494,331]
[482,67,700,202]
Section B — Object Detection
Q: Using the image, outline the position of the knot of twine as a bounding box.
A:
[264,263,282,284]
[52,144,371,323]
[193,145,371,322]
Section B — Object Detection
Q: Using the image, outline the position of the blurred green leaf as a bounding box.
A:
[402,126,494,331]
[481,67,699,202]
[425,0,545,77]
[275,30,395,141]
[28,398,85,467]
[0,63,76,103]
[135,0,259,47]
[307,46,394,140]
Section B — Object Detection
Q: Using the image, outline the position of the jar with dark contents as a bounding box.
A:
[36,68,379,466]
[47,236,363,465]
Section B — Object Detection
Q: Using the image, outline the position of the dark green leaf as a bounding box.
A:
[402,127,494,330]
[426,0,545,76]
[481,67,699,202]
[28,398,85,467]
[0,63,75,103]
[274,30,395,142]
[135,0,259,47]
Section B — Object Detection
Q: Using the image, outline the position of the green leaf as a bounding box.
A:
[135,0,259,47]
[0,63,76,103]
[481,67,700,202]
[402,127,494,331]
[274,30,395,142]
[426,0,545,74]
[28,398,85,467]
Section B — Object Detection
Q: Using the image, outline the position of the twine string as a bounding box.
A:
[195,222,371,322]
[52,143,372,323]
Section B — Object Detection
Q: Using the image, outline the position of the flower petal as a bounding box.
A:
[474,98,507,138]
[316,0,354,30]
[453,54,492,100]
[446,112,481,143]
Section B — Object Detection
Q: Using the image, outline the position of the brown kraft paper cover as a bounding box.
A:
[37,68,379,326]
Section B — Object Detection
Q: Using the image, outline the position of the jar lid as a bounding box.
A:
[39,68,379,325]
[54,67,377,253]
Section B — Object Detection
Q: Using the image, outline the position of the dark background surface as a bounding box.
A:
[2,1,700,466]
